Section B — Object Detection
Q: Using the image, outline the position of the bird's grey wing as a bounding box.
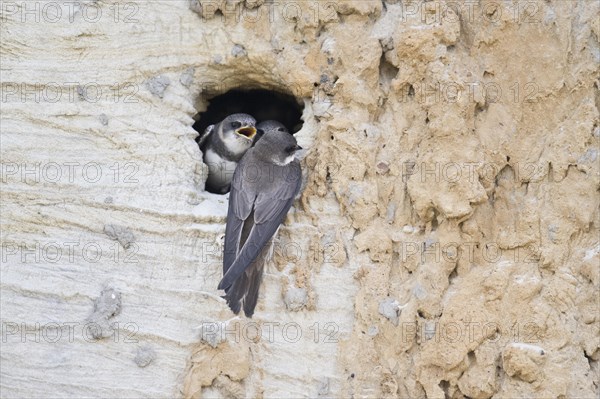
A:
[222,159,255,275]
[198,124,215,151]
[253,163,301,224]
[223,249,264,317]
[218,163,301,291]
[242,253,266,318]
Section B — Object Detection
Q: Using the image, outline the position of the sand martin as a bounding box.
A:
[199,113,258,194]
[218,126,303,317]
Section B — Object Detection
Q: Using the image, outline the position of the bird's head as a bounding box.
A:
[255,120,288,143]
[255,127,302,166]
[256,120,288,134]
[219,113,258,149]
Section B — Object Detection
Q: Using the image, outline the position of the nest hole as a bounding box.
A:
[193,89,304,136]
[193,88,304,194]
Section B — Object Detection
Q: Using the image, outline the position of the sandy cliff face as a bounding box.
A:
[1,0,598,398]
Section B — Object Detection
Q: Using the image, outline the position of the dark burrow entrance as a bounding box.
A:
[193,89,304,194]
[193,89,304,136]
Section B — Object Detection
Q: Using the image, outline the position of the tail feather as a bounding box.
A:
[220,244,269,318]
[223,271,248,315]
[242,263,264,318]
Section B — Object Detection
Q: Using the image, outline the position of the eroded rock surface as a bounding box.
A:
[1,1,598,398]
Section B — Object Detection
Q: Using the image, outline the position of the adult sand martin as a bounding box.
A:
[199,113,258,194]
[218,126,303,317]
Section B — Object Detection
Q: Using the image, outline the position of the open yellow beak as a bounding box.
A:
[235,126,257,140]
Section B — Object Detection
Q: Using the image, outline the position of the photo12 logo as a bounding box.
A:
[192,237,342,267]
[190,0,339,24]
[0,2,140,24]
[395,1,541,24]
[399,81,539,105]
[1,240,139,266]
[0,161,139,185]
[404,320,542,344]
[401,161,546,184]
[397,240,539,265]
[1,321,139,344]
[1,82,139,103]
[196,321,340,345]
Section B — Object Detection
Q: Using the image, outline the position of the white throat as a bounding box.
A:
[273,154,296,166]
[220,129,251,155]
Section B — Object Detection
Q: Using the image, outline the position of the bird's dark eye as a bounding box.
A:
[231,121,242,129]
[278,127,285,132]
[285,145,296,154]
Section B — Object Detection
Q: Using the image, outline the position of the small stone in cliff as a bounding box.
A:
[134,345,156,368]
[376,161,390,174]
[86,287,122,339]
[502,343,546,383]
[104,224,135,249]
[231,44,247,58]
[197,321,226,348]
[378,297,403,326]
[145,75,171,98]
[180,67,195,87]
[317,377,330,396]
[283,286,308,311]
